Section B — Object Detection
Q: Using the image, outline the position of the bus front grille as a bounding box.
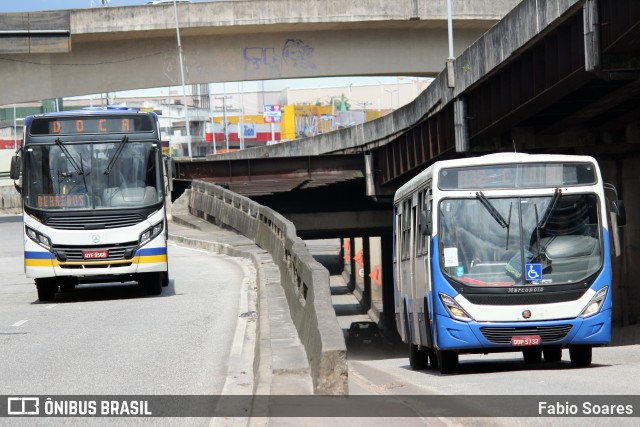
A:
[45,214,144,230]
[52,243,139,262]
[479,324,573,344]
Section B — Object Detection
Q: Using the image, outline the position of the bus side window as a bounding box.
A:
[402,200,411,261]
[416,193,423,256]
[421,191,431,254]
[417,190,431,256]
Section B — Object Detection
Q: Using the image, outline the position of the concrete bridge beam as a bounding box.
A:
[0,0,522,105]
[284,210,390,239]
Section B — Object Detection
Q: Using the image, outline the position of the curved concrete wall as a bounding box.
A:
[187,180,347,394]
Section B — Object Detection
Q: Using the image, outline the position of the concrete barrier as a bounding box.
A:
[187,180,348,395]
[0,185,21,213]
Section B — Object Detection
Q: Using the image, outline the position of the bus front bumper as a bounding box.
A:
[435,310,611,352]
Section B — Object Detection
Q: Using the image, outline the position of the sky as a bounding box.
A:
[1,0,417,100]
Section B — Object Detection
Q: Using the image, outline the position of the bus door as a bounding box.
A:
[393,204,405,339]
[400,199,413,337]
[417,188,434,348]
[410,199,420,341]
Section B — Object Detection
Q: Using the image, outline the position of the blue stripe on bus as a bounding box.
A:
[136,247,167,256]
[25,251,54,259]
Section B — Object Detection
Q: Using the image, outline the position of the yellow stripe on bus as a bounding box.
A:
[25,259,54,267]
[137,255,167,264]
[26,255,166,267]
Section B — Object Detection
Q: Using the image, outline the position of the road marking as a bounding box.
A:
[46,305,57,309]
[11,320,29,327]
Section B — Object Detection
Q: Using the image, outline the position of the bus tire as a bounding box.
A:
[437,350,458,374]
[569,345,592,367]
[428,350,438,370]
[523,348,542,364]
[405,310,428,370]
[35,278,56,302]
[162,271,170,287]
[141,272,163,296]
[543,346,562,362]
[60,284,75,293]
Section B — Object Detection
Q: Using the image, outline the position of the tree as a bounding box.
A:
[327,94,350,111]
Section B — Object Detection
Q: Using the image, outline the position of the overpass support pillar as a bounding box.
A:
[348,237,356,293]
[362,237,371,312]
[380,230,395,330]
[454,98,470,153]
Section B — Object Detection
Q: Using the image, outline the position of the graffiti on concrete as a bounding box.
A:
[243,47,281,79]
[282,39,316,69]
[294,106,332,138]
[244,39,315,79]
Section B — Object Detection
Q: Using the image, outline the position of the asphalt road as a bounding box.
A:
[0,214,255,425]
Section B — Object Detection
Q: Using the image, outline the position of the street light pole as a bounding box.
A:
[446,0,455,88]
[13,105,17,150]
[173,0,192,159]
[384,89,397,109]
[239,81,245,150]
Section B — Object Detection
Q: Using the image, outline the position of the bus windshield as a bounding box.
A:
[23,140,163,210]
[439,193,602,287]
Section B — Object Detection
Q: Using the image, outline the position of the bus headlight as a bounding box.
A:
[439,292,474,322]
[139,221,164,246]
[25,225,52,250]
[580,286,608,318]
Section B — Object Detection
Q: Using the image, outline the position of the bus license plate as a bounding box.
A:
[511,335,541,346]
[84,250,108,259]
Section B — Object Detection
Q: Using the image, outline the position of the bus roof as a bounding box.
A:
[394,153,599,203]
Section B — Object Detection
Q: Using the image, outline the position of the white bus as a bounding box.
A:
[10,107,169,301]
[394,153,625,373]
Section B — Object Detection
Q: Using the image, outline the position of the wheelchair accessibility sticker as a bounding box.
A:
[525,263,543,281]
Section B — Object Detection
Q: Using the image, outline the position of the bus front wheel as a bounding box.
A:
[140,272,163,296]
[569,345,592,367]
[35,278,56,302]
[436,350,458,374]
[162,271,170,287]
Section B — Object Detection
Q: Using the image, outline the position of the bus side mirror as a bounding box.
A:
[9,156,20,180]
[612,200,626,227]
[604,183,626,227]
[421,210,432,236]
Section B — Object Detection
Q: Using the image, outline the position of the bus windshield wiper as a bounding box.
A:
[539,188,562,229]
[55,138,84,176]
[103,136,129,175]
[476,192,512,249]
[476,191,510,228]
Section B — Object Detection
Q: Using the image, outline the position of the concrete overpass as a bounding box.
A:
[174,0,640,329]
[0,0,520,105]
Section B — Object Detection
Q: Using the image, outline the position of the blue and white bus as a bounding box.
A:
[10,107,169,301]
[394,153,625,373]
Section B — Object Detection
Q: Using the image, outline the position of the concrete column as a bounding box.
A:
[362,237,371,311]
[353,237,364,294]
[380,229,395,330]
[348,237,357,292]
[369,237,383,311]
